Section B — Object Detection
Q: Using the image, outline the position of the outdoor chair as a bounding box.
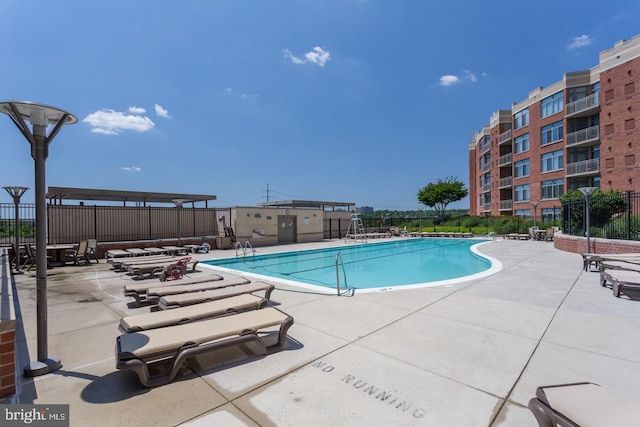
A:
[24,244,51,271]
[528,382,640,426]
[87,239,99,263]
[66,240,91,265]
[116,307,294,387]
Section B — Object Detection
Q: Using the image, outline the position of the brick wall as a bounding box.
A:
[599,56,640,192]
[0,251,17,399]
[554,232,640,254]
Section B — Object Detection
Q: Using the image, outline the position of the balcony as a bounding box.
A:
[498,153,512,167]
[566,158,600,177]
[566,125,599,147]
[483,182,491,193]
[566,93,600,117]
[481,163,491,172]
[479,141,491,154]
[499,199,513,211]
[499,176,512,188]
[498,129,512,145]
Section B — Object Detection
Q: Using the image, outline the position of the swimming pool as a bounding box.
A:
[203,238,501,293]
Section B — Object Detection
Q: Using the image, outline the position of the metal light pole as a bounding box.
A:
[0,101,77,377]
[579,187,598,254]
[531,202,539,227]
[3,186,29,273]
[173,199,188,246]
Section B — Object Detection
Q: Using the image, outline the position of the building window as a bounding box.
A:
[514,159,530,178]
[541,150,564,172]
[480,193,484,207]
[514,133,529,153]
[625,154,635,166]
[514,108,529,130]
[625,82,635,96]
[541,91,563,118]
[625,118,635,130]
[605,124,614,135]
[515,184,530,202]
[515,209,530,218]
[605,89,614,102]
[541,121,563,146]
[541,179,564,199]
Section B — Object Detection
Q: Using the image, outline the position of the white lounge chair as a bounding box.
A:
[528,382,640,426]
[158,281,275,310]
[119,293,269,332]
[116,307,294,387]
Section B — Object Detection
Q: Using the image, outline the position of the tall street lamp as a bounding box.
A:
[3,186,29,273]
[0,101,77,377]
[173,199,189,246]
[531,202,539,227]
[578,187,598,254]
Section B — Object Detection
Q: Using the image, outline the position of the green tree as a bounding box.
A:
[417,177,468,221]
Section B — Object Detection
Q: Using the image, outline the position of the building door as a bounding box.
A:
[277,215,297,244]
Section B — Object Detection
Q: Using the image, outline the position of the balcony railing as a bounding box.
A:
[498,129,512,145]
[481,163,491,172]
[499,199,513,211]
[499,176,512,188]
[566,158,600,176]
[480,141,491,153]
[566,125,599,147]
[483,182,491,192]
[566,93,599,116]
[498,152,512,166]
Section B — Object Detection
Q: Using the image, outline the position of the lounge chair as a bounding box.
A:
[125,248,154,256]
[158,281,275,310]
[528,382,640,426]
[145,276,251,304]
[105,249,133,262]
[112,254,176,271]
[599,260,640,287]
[127,257,199,280]
[123,273,224,306]
[161,245,190,256]
[118,293,268,332]
[601,268,640,297]
[581,252,640,271]
[183,243,210,253]
[115,307,294,387]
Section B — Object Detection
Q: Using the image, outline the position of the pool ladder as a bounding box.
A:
[335,252,353,296]
[235,240,259,257]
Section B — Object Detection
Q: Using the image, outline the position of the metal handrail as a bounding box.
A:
[235,241,245,257]
[335,252,349,296]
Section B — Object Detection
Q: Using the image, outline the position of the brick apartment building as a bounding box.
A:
[469,35,640,223]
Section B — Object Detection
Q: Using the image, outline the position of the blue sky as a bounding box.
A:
[1,1,639,210]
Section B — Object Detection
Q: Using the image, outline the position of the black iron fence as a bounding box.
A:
[0,203,231,246]
[562,191,640,241]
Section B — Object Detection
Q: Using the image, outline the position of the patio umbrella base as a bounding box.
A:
[23,357,62,377]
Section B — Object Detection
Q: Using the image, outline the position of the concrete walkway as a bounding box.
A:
[3,238,640,426]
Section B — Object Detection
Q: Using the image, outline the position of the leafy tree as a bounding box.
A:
[417,177,468,221]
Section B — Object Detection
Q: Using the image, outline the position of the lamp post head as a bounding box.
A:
[578,187,598,198]
[0,101,77,127]
[3,186,29,199]
[531,202,539,208]
[172,199,189,208]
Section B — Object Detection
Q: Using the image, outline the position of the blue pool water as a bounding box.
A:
[203,238,500,292]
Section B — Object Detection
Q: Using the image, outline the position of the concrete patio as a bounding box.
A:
[2,238,640,426]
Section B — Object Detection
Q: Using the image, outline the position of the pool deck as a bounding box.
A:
[3,238,640,426]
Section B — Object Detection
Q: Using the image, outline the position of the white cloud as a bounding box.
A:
[83,109,155,135]
[284,46,331,67]
[438,70,478,87]
[154,104,171,118]
[569,34,593,49]
[121,166,142,172]
[128,106,146,114]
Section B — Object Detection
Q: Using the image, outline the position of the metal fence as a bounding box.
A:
[562,191,640,241]
[0,203,232,246]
